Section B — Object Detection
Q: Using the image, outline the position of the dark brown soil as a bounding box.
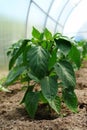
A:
[0,61,87,130]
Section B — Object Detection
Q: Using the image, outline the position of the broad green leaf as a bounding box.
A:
[7,40,22,57]
[68,45,81,68]
[49,96,61,113]
[62,89,78,112]
[28,71,40,83]
[54,60,76,88]
[48,48,57,70]
[27,46,49,79]
[22,91,39,118]
[44,28,52,40]
[55,38,72,56]
[39,91,48,103]
[40,76,58,102]
[23,44,32,66]
[16,54,23,66]
[21,85,35,104]
[42,40,53,51]
[9,39,29,70]
[46,41,53,51]
[5,66,26,86]
[41,40,47,49]
[53,33,62,39]
[32,27,41,40]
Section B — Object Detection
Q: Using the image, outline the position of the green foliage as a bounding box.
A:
[5,66,26,86]
[75,40,87,61]
[54,60,76,88]
[55,37,72,56]
[0,77,10,92]
[62,89,78,112]
[4,27,81,118]
[40,76,58,102]
[21,90,39,118]
[68,45,81,69]
[27,46,49,79]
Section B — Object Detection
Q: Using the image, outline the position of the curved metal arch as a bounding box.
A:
[25,0,82,37]
[32,0,61,26]
[54,0,69,33]
[43,0,55,28]
[25,0,32,38]
[25,0,67,36]
[62,0,82,34]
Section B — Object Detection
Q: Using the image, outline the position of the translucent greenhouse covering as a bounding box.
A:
[0,0,87,71]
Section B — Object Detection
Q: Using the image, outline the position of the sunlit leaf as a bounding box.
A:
[48,48,57,70]
[49,96,61,113]
[44,28,52,40]
[68,45,81,68]
[39,91,48,103]
[41,76,58,101]
[9,39,30,70]
[5,66,26,86]
[28,71,40,83]
[27,46,49,79]
[55,38,72,56]
[62,89,78,112]
[54,60,76,88]
[22,91,39,118]
[32,27,41,40]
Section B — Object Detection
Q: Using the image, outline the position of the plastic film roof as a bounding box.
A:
[26,0,82,37]
[0,0,87,38]
[0,0,87,70]
[26,0,87,40]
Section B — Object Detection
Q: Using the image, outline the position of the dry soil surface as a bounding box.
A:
[0,61,87,130]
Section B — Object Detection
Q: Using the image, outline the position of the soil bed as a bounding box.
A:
[0,61,87,130]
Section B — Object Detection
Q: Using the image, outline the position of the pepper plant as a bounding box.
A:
[75,40,87,61]
[4,27,81,118]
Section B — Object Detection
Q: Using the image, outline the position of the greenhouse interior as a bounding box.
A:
[0,0,87,130]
